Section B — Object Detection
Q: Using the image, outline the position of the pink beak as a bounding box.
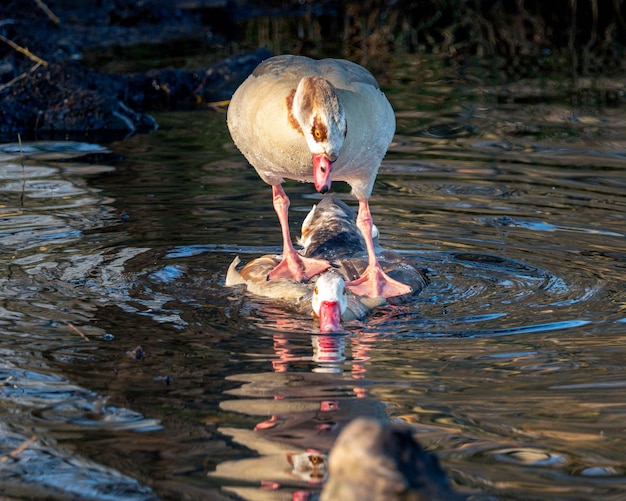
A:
[318,301,342,332]
[313,154,333,194]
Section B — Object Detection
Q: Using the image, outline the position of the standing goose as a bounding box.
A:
[227,54,411,298]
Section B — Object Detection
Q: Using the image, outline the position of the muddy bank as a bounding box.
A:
[0,0,270,143]
[0,48,271,143]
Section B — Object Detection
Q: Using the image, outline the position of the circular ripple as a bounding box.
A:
[410,250,600,339]
[486,447,570,467]
[34,402,162,431]
[578,466,624,477]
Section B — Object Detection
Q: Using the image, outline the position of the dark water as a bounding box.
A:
[1,68,626,501]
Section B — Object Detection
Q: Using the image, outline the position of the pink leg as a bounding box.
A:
[346,199,413,298]
[267,185,330,282]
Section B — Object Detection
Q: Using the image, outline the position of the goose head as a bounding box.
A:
[292,76,347,194]
[311,272,348,332]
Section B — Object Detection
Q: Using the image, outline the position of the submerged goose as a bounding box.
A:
[227,54,411,298]
[226,256,383,332]
[299,198,427,295]
[225,197,427,331]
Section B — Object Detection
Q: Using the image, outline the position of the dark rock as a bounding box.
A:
[124,47,273,110]
[194,47,273,103]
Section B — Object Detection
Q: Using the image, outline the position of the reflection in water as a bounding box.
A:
[1,73,626,500]
[212,332,390,500]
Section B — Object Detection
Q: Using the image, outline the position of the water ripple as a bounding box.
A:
[486,447,570,467]
[1,364,161,432]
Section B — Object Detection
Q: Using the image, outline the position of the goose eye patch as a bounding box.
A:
[311,116,327,142]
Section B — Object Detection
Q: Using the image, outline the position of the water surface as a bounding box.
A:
[1,69,626,500]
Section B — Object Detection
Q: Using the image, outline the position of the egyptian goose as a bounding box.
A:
[226,256,383,332]
[227,54,411,298]
[225,197,426,331]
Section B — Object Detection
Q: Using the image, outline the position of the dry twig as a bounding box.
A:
[0,435,37,464]
[68,322,90,341]
[34,0,60,25]
[0,60,45,93]
[0,34,48,66]
[18,134,26,208]
[205,99,230,113]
